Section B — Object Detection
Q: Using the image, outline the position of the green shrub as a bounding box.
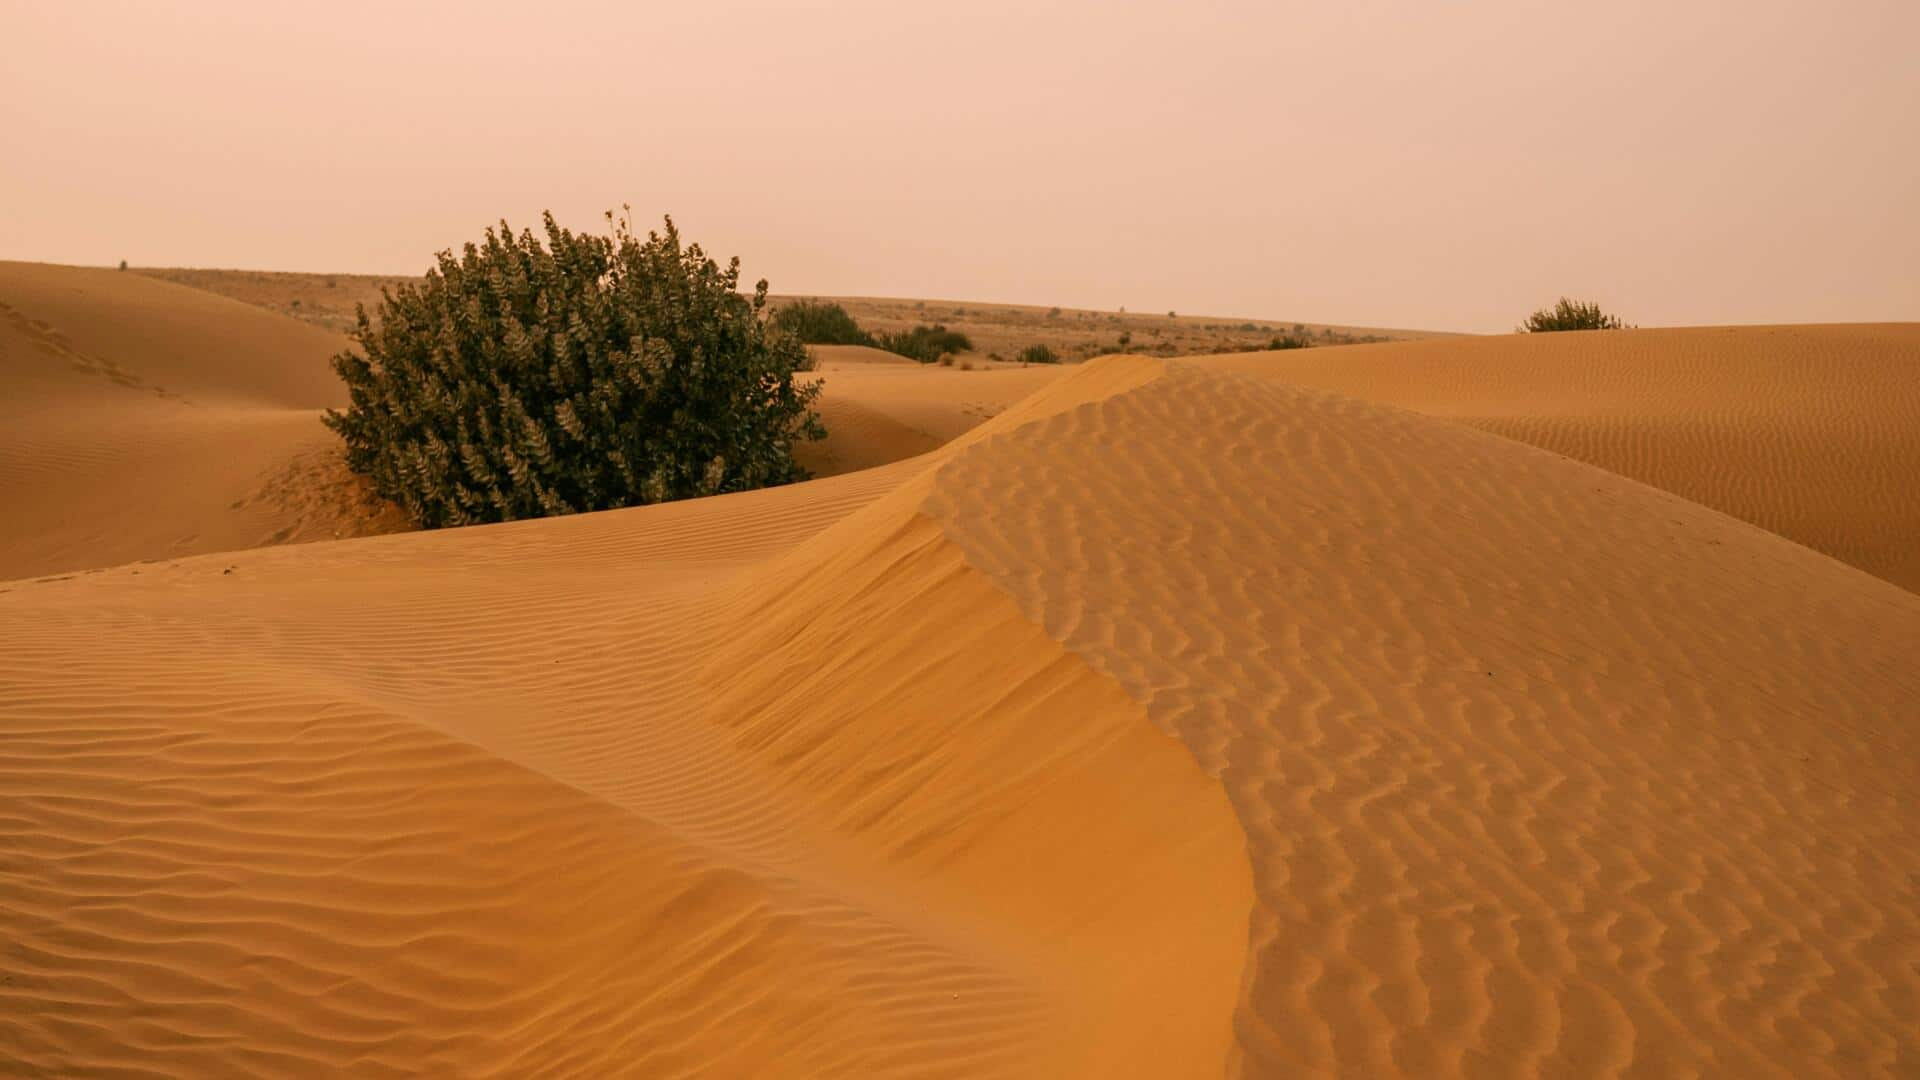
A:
[770,300,873,346]
[1521,297,1629,332]
[876,324,972,363]
[1267,334,1312,350]
[1018,343,1060,364]
[323,212,823,528]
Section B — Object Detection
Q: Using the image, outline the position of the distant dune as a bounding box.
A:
[4,340,1917,1075]
[1199,324,1920,592]
[0,262,406,580]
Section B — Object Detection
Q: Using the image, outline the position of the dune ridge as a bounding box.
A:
[920,358,1920,1075]
[1,445,1249,1075]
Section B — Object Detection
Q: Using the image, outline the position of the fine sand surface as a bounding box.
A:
[1198,324,1920,592]
[0,262,406,581]
[798,345,1065,477]
[4,345,1918,1076]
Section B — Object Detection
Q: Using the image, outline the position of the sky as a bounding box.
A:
[3,1,1915,332]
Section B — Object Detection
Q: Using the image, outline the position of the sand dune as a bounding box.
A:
[0,268,1062,581]
[799,346,1064,477]
[4,347,1917,1075]
[0,262,406,581]
[1198,324,1920,592]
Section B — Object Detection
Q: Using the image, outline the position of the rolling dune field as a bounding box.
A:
[2,267,1918,1077]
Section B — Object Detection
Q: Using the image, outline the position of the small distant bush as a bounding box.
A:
[1017,343,1059,364]
[324,212,823,528]
[876,324,972,363]
[939,353,955,367]
[1117,331,1132,348]
[118,259,128,271]
[1239,322,1257,332]
[770,300,874,346]
[1267,334,1312,350]
[1167,310,1177,319]
[1521,297,1629,332]
[1047,306,1062,318]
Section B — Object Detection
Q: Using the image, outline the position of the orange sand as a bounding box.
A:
[1199,324,1920,592]
[3,268,1918,1076]
[0,261,406,581]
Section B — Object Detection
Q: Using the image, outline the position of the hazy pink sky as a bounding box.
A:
[5,1,1915,332]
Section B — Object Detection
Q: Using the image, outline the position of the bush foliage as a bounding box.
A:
[770,300,874,346]
[876,324,973,363]
[324,212,823,528]
[1521,297,1629,332]
[1017,343,1060,364]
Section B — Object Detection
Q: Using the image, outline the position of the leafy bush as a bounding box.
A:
[323,212,823,528]
[1521,297,1629,332]
[1018,343,1060,364]
[1267,334,1312,350]
[770,300,873,346]
[876,324,972,363]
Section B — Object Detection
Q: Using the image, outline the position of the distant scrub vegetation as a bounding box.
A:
[1017,343,1060,364]
[324,212,823,528]
[876,324,973,364]
[766,301,981,365]
[1522,298,1630,332]
[770,300,875,346]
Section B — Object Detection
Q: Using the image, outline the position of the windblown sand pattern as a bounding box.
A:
[924,359,1920,1075]
[3,271,1917,1077]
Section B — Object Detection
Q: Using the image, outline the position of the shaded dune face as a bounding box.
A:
[3,313,1919,1078]
[0,454,1249,1076]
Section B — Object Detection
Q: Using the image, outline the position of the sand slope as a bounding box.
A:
[1198,324,1920,592]
[4,353,1917,1076]
[0,268,1064,581]
[0,262,405,581]
[0,451,1249,1077]
[799,346,1065,477]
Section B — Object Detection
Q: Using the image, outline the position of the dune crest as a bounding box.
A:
[0,443,1248,1076]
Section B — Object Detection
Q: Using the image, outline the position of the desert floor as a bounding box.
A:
[3,262,1916,1077]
